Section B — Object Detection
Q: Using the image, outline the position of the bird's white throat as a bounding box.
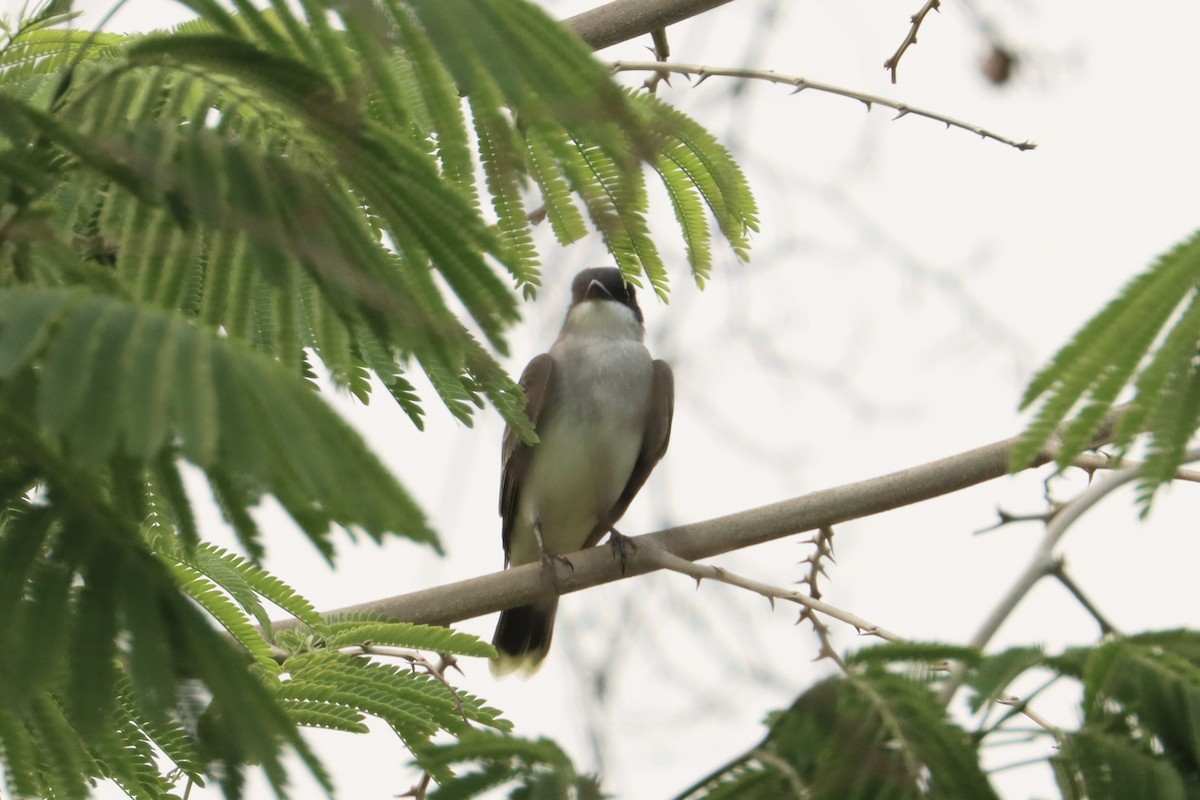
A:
[560,299,644,343]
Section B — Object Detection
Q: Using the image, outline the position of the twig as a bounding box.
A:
[798,526,837,601]
[609,61,1036,151]
[637,541,903,646]
[974,507,1058,534]
[978,451,1200,534]
[976,672,1062,738]
[400,772,432,799]
[995,694,1064,743]
[884,0,941,84]
[796,527,845,669]
[1072,451,1200,484]
[1048,562,1120,636]
[643,27,672,93]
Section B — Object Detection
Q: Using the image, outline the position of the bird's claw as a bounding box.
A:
[607,529,637,575]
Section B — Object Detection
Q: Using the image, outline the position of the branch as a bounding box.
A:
[884,0,941,84]
[268,406,1128,636]
[1048,562,1119,637]
[637,541,901,668]
[565,0,739,51]
[610,61,1036,151]
[938,444,1200,704]
[995,694,1064,743]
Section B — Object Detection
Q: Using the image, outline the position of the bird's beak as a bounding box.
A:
[586,279,614,301]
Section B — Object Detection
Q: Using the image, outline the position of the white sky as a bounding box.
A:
[18,0,1200,797]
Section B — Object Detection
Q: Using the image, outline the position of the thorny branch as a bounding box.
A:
[641,533,1064,736]
[610,61,1037,151]
[795,527,845,670]
[884,0,941,83]
[636,538,900,671]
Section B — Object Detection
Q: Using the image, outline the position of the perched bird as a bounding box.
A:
[492,267,674,677]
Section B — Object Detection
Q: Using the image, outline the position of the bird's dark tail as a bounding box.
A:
[491,598,557,678]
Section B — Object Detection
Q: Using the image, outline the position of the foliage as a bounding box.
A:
[673,666,999,800]
[0,0,756,795]
[1012,228,1200,511]
[422,732,606,800]
[598,633,1200,800]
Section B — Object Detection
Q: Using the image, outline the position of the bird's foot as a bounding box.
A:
[539,550,575,575]
[607,529,637,576]
[533,518,573,580]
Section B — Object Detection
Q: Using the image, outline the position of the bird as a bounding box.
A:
[491,267,674,677]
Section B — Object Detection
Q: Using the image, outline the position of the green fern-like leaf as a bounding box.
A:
[277,651,509,782]
[422,730,585,800]
[279,699,369,734]
[1081,635,1200,775]
[0,288,439,551]
[1054,730,1188,800]
[323,619,496,657]
[632,90,759,276]
[677,673,999,800]
[470,73,539,292]
[1013,229,1200,510]
[962,645,1046,714]
[169,561,280,672]
[846,641,981,668]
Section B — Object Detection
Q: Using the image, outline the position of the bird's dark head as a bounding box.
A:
[569,267,643,324]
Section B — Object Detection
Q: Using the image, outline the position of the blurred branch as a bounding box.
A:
[939,444,1200,704]
[566,0,738,51]
[884,0,941,83]
[1048,562,1119,637]
[269,405,1128,636]
[610,61,1036,150]
[995,694,1064,743]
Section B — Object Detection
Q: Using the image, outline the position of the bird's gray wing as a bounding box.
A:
[587,359,674,547]
[500,354,555,563]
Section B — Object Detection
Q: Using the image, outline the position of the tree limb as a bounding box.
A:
[565,0,740,51]
[270,406,1128,636]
